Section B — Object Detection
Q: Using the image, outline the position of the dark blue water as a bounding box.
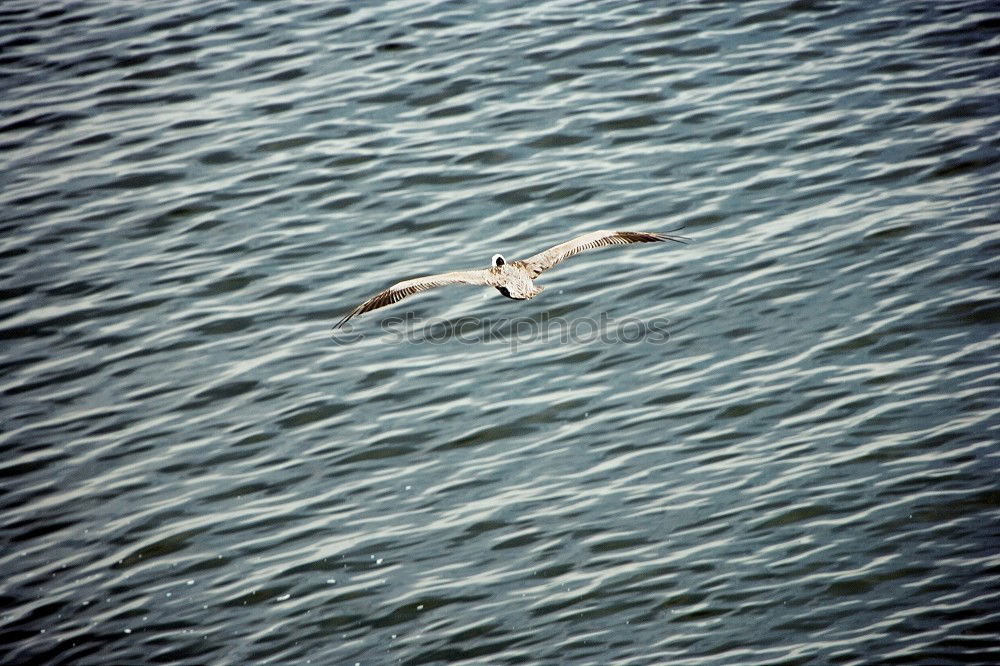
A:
[2,1,999,664]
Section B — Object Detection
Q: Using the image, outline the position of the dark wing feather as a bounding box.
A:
[513,230,688,278]
[334,269,495,328]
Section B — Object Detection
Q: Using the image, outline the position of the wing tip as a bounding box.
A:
[333,311,356,330]
[333,301,372,330]
[651,232,690,244]
[619,230,690,244]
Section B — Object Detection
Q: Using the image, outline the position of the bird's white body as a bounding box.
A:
[490,255,544,300]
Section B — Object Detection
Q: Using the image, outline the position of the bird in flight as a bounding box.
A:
[333,229,688,329]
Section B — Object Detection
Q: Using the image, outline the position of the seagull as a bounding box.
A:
[333,229,688,329]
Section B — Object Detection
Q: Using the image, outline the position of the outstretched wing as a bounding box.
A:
[334,269,495,328]
[513,230,688,278]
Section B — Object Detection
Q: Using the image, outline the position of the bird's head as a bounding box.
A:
[491,254,506,268]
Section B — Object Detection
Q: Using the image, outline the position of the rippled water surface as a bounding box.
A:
[3,1,1000,664]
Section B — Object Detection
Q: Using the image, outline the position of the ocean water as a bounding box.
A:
[2,1,999,664]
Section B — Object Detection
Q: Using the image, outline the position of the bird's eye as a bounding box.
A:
[492,254,505,267]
